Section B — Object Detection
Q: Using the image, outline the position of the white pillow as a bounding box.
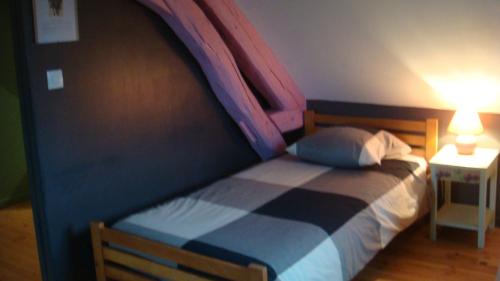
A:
[359,132,385,165]
[375,130,412,159]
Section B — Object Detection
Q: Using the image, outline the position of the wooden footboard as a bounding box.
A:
[90,222,268,281]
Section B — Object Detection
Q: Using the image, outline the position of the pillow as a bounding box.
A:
[287,127,412,168]
[376,130,412,159]
[287,127,385,168]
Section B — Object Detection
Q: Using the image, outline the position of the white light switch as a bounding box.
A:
[47,69,64,90]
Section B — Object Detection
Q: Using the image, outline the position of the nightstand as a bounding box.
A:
[430,144,499,248]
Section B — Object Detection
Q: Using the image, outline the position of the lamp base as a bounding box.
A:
[455,135,477,155]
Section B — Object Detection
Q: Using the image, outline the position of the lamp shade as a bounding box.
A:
[448,109,484,135]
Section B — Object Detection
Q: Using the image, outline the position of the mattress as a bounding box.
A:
[114,154,429,281]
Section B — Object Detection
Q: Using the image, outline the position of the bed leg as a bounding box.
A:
[90,221,107,281]
[248,263,268,281]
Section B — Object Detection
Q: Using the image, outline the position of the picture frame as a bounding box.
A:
[33,0,79,44]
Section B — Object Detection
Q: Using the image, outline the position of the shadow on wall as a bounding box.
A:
[0,175,30,207]
[0,85,30,208]
[0,1,30,207]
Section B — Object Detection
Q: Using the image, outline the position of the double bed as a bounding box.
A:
[91,111,438,281]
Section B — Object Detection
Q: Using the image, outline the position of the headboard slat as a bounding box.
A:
[304,111,438,161]
[425,119,439,161]
[391,133,426,147]
[411,148,426,158]
[313,114,427,133]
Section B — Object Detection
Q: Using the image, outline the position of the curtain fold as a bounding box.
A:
[138,0,287,159]
[196,0,306,132]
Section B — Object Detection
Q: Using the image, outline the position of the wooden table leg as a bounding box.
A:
[478,172,487,248]
[490,161,498,230]
[431,171,438,241]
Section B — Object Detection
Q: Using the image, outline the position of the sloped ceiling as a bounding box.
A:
[235,0,500,114]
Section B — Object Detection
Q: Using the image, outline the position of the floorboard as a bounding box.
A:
[354,222,500,281]
[0,201,41,281]
[0,202,498,281]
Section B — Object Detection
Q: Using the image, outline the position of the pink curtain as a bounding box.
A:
[196,0,306,132]
[138,0,286,159]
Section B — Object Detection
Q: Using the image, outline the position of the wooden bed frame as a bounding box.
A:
[90,111,438,281]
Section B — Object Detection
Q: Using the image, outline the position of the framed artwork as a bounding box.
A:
[33,0,79,44]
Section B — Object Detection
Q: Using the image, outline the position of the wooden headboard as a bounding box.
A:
[304,110,438,161]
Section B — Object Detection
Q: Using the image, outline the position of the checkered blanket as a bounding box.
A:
[114,154,429,280]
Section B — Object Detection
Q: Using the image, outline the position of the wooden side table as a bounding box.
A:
[429,144,499,248]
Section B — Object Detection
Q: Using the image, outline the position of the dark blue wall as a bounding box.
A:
[13,1,259,280]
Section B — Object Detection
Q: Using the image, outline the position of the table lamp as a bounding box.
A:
[448,109,484,155]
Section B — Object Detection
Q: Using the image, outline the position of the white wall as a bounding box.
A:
[235,0,500,114]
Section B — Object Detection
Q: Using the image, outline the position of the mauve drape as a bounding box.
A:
[196,0,306,132]
[137,0,286,159]
[195,0,306,112]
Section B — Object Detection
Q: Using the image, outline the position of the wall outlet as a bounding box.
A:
[47,69,64,90]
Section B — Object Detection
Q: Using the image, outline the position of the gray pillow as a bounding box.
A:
[287,127,385,168]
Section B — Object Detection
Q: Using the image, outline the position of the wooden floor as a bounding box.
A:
[355,222,500,281]
[0,202,499,281]
[0,201,41,281]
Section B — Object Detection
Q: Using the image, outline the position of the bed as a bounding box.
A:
[90,111,438,281]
